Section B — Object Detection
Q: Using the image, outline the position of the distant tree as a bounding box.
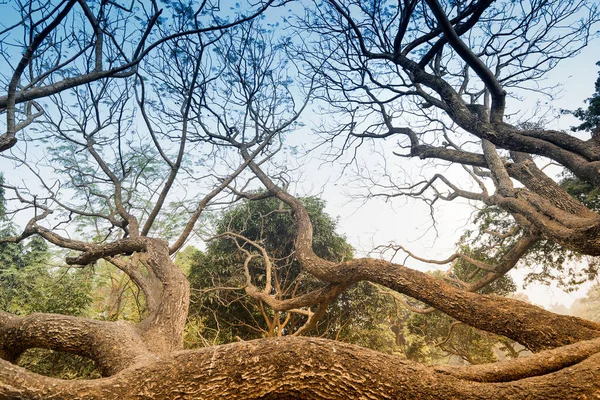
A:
[1,174,94,378]
[187,196,396,351]
[571,283,600,322]
[1,174,91,316]
[570,62,600,135]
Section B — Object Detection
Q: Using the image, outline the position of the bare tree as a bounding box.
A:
[0,0,276,150]
[3,0,600,398]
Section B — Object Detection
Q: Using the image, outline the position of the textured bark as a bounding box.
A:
[0,134,17,152]
[2,336,600,399]
[0,312,149,376]
[350,257,600,351]
[0,237,188,377]
[3,123,600,397]
[3,226,600,398]
[3,198,600,398]
[133,238,190,353]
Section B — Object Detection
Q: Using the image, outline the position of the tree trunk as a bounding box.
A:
[2,336,600,399]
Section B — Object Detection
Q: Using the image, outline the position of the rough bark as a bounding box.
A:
[4,214,600,398]
[0,237,188,377]
[2,336,600,399]
[133,238,190,353]
[0,312,150,376]
[3,183,600,399]
[349,257,600,351]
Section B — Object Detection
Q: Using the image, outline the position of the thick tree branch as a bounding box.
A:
[243,156,600,351]
[0,311,150,376]
[2,336,600,399]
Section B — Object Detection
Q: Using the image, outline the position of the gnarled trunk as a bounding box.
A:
[3,232,600,398]
[0,237,189,378]
[2,336,600,399]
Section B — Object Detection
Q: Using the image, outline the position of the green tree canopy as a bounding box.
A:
[571,62,600,134]
[186,195,397,351]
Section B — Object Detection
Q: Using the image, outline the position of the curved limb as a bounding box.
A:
[2,336,600,399]
[242,154,600,351]
[0,311,150,376]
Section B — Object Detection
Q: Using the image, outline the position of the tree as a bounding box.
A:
[3,1,600,399]
[187,196,396,351]
[571,282,600,322]
[0,0,276,151]
[570,62,600,135]
[1,174,94,378]
[187,196,353,341]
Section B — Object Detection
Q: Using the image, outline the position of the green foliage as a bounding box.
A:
[403,310,512,364]
[184,195,523,361]
[398,260,517,365]
[312,282,398,353]
[206,195,353,262]
[86,261,146,323]
[185,195,396,350]
[17,349,101,380]
[1,178,92,316]
[186,195,351,342]
[461,200,600,291]
[45,140,190,242]
[0,238,92,316]
[569,61,600,133]
[560,174,600,212]
[1,173,96,378]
